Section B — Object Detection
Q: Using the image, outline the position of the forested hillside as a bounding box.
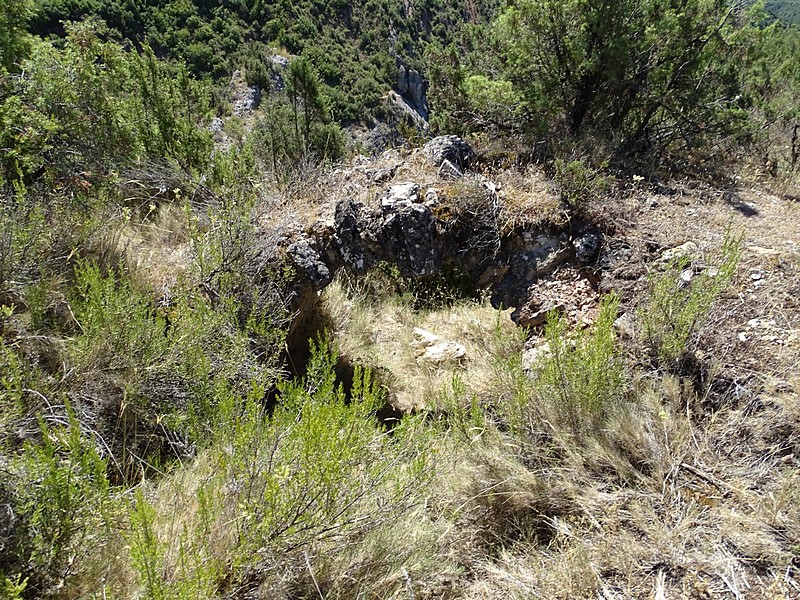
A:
[27,0,498,122]
[2,0,800,597]
[767,0,800,25]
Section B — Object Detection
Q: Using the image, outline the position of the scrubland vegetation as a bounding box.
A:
[1,0,800,598]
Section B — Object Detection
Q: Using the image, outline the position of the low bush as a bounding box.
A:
[534,293,624,433]
[640,230,742,369]
[117,336,433,596]
[1,405,114,596]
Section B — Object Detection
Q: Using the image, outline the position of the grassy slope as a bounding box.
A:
[40,152,798,599]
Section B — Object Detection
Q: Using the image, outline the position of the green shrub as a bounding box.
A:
[552,157,610,211]
[2,404,112,594]
[71,261,169,371]
[128,489,167,600]
[0,191,50,289]
[210,336,431,571]
[640,230,741,368]
[0,574,27,600]
[535,293,624,433]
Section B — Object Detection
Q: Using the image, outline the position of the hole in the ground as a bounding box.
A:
[272,287,401,427]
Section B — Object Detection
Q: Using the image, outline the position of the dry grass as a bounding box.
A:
[313,187,800,595]
[54,154,800,599]
[321,270,522,413]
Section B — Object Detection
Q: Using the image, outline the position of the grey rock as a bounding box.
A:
[270,55,289,91]
[377,203,437,277]
[521,341,552,371]
[230,69,261,117]
[271,55,289,68]
[424,188,439,207]
[287,238,331,288]
[382,183,420,210]
[386,90,429,133]
[420,341,467,366]
[334,199,368,271]
[613,312,637,339]
[397,65,426,115]
[573,232,601,263]
[438,159,463,180]
[370,164,400,183]
[423,135,475,170]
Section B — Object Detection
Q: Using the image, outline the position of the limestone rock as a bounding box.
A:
[230,69,261,117]
[412,327,441,348]
[423,136,475,170]
[270,55,289,91]
[659,241,700,263]
[334,199,368,271]
[377,202,437,277]
[397,65,426,111]
[424,188,439,207]
[420,341,467,366]
[613,312,637,339]
[386,91,429,134]
[382,183,420,210]
[522,341,552,371]
[438,159,463,180]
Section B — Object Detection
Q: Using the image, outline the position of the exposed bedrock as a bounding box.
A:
[286,190,599,323]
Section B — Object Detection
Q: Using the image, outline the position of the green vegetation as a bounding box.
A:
[429,0,800,172]
[25,0,497,124]
[766,0,800,25]
[641,230,742,369]
[1,0,799,597]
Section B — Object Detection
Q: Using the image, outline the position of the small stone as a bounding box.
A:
[678,268,694,288]
[420,341,467,365]
[521,341,551,370]
[613,312,637,339]
[424,188,439,207]
[659,241,700,263]
[412,327,440,347]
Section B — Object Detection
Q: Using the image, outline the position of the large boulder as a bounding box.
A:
[374,202,438,277]
[423,135,475,170]
[333,189,438,278]
[333,199,368,271]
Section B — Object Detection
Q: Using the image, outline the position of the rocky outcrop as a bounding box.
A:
[397,65,426,117]
[276,158,608,393]
[423,136,475,170]
[270,55,289,91]
[230,69,261,117]
[328,187,438,278]
[284,178,581,312]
